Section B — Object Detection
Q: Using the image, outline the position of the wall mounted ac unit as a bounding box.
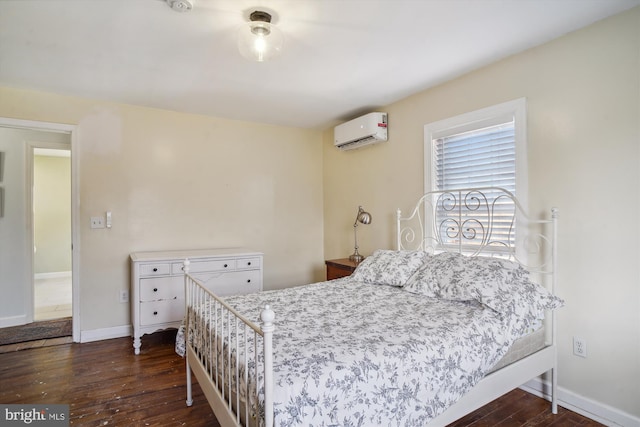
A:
[334,112,388,150]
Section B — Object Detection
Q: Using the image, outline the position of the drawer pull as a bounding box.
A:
[247,279,251,283]
[247,261,252,266]
[224,264,228,268]
[153,311,158,315]
[153,268,158,272]
[153,288,158,292]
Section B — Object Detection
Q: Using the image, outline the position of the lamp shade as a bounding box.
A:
[357,210,371,225]
[238,11,284,62]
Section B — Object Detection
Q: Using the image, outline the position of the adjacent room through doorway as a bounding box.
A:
[33,148,72,321]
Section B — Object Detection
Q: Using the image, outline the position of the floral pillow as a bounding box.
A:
[497,269,564,335]
[403,252,564,335]
[434,253,522,301]
[402,252,454,297]
[351,249,428,287]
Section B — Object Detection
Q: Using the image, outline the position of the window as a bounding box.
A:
[424,98,527,254]
[433,120,516,192]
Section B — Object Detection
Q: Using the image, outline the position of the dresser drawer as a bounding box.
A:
[140,300,185,326]
[236,257,261,270]
[139,276,182,302]
[193,269,262,296]
[172,259,236,274]
[139,263,171,277]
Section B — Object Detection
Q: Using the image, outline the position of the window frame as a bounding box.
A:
[423,98,528,256]
[424,98,528,210]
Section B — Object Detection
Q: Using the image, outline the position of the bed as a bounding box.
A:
[177,187,563,426]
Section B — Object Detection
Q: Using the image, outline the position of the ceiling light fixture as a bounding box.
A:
[166,0,193,12]
[238,10,284,62]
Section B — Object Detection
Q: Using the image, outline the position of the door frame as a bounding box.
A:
[0,117,79,342]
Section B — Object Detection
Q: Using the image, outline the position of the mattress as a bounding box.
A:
[178,278,554,426]
[488,325,546,373]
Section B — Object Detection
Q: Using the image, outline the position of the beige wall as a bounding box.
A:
[0,88,325,332]
[34,155,71,274]
[324,7,640,421]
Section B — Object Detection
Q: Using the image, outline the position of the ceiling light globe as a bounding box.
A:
[238,21,284,62]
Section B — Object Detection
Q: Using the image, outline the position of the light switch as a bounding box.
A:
[90,216,105,229]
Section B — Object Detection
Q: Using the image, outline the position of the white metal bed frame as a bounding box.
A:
[395,187,558,425]
[183,187,558,427]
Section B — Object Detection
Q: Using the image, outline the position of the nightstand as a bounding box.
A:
[325,258,361,280]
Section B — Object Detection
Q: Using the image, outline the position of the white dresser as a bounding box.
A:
[130,248,263,354]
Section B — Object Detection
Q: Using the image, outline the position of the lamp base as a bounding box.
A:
[349,253,364,263]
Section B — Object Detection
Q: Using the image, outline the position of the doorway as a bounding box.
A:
[32,147,72,321]
[0,117,78,343]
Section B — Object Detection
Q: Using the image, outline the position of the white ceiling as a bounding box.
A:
[1,0,638,130]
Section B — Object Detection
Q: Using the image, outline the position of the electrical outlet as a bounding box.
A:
[573,336,587,358]
[119,290,129,303]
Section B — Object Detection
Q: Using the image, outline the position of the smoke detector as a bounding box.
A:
[166,0,193,12]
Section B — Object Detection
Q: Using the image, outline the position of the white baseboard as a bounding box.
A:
[521,377,640,427]
[0,315,28,328]
[80,324,132,343]
[34,271,72,280]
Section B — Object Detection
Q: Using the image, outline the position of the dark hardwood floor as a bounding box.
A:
[0,331,604,426]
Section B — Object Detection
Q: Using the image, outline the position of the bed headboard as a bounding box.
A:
[396,187,557,275]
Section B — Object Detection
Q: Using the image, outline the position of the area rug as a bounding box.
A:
[0,317,72,345]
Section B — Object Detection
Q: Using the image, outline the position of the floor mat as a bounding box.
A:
[0,317,72,345]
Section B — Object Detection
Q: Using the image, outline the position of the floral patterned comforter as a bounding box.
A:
[177,273,556,426]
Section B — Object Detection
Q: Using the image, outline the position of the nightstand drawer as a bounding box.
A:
[325,258,360,280]
[140,300,185,326]
[139,276,182,301]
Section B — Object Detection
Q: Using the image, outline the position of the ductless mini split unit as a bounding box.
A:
[334,112,388,151]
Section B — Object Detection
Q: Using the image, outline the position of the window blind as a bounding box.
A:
[434,120,515,192]
[432,119,516,252]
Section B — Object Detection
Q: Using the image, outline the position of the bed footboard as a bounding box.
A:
[184,259,274,427]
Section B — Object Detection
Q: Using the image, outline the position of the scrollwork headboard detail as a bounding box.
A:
[396,187,557,274]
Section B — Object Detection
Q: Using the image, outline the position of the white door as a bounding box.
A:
[0,127,31,326]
